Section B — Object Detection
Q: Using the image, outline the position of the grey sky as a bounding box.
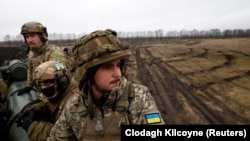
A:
[1,0,250,41]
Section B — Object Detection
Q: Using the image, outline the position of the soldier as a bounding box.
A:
[17,21,73,95]
[15,61,79,141]
[47,29,165,141]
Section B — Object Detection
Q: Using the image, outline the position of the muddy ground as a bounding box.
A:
[1,38,250,125]
[125,38,250,124]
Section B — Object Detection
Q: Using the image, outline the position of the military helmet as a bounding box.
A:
[21,21,48,42]
[72,29,131,86]
[33,61,70,100]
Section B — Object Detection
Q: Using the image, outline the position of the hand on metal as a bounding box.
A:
[15,109,36,131]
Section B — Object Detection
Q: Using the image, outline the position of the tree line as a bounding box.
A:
[1,28,250,47]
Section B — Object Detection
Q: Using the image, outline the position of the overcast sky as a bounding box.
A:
[1,0,250,41]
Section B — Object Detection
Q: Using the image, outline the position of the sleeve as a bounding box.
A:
[23,100,53,141]
[27,121,53,141]
[129,84,165,125]
[0,79,8,101]
[47,93,82,141]
[27,56,34,87]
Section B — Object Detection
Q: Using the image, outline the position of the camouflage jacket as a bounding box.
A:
[47,78,165,141]
[0,79,8,102]
[27,43,72,87]
[25,79,78,141]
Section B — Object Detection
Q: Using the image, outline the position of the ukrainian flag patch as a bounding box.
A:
[54,62,65,71]
[145,113,161,124]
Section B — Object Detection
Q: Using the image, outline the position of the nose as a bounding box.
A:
[26,36,32,42]
[39,83,47,89]
[113,66,121,77]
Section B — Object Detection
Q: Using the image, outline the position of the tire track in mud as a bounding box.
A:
[142,47,222,124]
[134,46,174,124]
[141,46,250,124]
[136,45,250,124]
[135,46,221,124]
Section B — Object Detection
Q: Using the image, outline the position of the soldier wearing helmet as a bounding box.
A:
[15,61,78,141]
[47,29,165,141]
[18,21,73,95]
[21,21,48,53]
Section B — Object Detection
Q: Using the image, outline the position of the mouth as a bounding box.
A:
[111,78,120,83]
[110,78,121,86]
[28,43,35,46]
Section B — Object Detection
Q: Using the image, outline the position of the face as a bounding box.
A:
[24,33,43,50]
[38,81,54,89]
[37,80,56,98]
[92,59,122,93]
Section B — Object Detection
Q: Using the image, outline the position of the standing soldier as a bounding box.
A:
[47,29,165,141]
[17,21,73,95]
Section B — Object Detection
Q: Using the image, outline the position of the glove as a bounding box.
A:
[17,87,33,96]
[16,109,36,131]
[0,102,8,117]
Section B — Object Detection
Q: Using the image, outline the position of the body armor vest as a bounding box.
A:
[77,80,134,140]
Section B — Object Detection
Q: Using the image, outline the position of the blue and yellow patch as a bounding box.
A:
[54,62,65,71]
[145,113,161,124]
[35,22,44,28]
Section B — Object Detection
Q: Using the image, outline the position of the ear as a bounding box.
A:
[58,75,69,86]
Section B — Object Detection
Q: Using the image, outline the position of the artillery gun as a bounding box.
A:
[0,59,39,141]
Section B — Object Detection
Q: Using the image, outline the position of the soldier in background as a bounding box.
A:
[47,29,165,141]
[17,21,73,95]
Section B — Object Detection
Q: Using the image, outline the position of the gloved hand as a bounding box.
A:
[16,109,36,131]
[17,87,33,96]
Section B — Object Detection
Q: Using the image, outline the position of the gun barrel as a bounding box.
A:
[0,66,8,72]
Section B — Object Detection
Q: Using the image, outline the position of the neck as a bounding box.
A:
[91,85,104,100]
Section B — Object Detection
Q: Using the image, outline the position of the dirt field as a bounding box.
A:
[0,47,27,64]
[125,38,250,124]
[1,38,250,124]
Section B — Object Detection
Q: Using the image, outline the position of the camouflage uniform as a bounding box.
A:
[27,43,72,88]
[0,78,8,140]
[47,29,165,141]
[0,79,8,102]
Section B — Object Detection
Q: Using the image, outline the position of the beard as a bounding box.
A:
[28,41,44,53]
[94,78,121,93]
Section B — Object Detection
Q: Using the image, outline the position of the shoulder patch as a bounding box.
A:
[145,113,161,124]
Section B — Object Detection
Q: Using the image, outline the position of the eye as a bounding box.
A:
[39,82,54,88]
[117,62,121,67]
[103,65,113,70]
[38,79,54,87]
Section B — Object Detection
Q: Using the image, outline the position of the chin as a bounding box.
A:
[112,86,120,91]
[113,83,120,88]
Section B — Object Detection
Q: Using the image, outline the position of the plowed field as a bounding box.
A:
[125,38,250,124]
